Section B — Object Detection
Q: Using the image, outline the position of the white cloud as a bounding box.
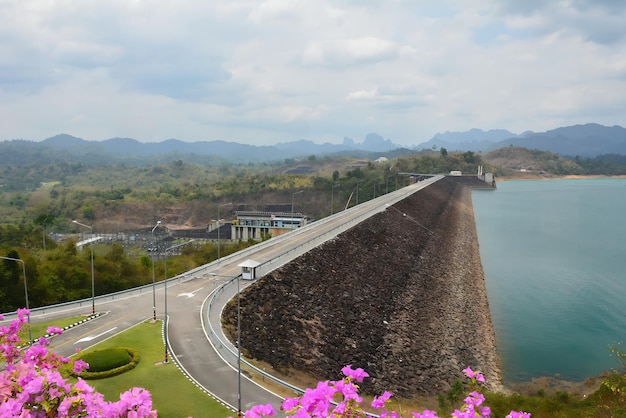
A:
[347,88,379,101]
[302,37,404,68]
[0,0,624,146]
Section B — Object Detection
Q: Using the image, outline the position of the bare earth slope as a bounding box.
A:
[224,177,501,398]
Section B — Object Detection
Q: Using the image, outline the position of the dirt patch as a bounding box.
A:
[224,177,501,400]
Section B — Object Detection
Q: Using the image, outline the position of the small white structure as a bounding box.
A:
[449,170,462,176]
[238,259,261,281]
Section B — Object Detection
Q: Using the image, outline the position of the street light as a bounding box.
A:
[355,180,363,206]
[217,202,232,261]
[72,220,95,315]
[163,240,195,363]
[210,272,243,417]
[331,183,341,215]
[0,256,32,343]
[151,221,161,321]
[291,190,303,229]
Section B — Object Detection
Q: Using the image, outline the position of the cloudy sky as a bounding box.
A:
[1,0,625,147]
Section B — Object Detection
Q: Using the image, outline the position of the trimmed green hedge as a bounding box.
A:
[71,347,140,380]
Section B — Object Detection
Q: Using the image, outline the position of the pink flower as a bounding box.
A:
[414,410,440,417]
[245,403,276,417]
[47,326,63,335]
[462,366,476,379]
[506,412,532,418]
[341,364,369,382]
[0,311,158,418]
[463,366,485,383]
[371,390,393,408]
[73,359,89,374]
[334,379,362,403]
[281,397,300,412]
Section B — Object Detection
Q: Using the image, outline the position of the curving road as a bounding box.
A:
[2,175,443,416]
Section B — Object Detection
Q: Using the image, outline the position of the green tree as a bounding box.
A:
[81,205,95,221]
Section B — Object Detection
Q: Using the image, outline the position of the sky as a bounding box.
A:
[1,0,625,147]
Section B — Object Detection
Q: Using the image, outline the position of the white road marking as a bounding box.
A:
[74,327,117,344]
[177,288,203,299]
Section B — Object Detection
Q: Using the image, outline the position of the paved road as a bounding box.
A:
[3,175,443,416]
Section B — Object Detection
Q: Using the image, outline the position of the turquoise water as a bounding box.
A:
[472,178,626,382]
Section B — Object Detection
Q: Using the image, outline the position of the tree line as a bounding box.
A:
[0,223,256,313]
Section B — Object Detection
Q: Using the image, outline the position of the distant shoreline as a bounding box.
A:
[497,174,626,182]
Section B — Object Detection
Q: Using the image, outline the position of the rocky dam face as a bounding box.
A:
[223,177,500,399]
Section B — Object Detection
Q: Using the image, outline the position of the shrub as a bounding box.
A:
[71,347,140,379]
[81,348,131,372]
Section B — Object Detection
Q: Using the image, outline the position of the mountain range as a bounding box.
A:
[416,123,626,156]
[1,123,624,166]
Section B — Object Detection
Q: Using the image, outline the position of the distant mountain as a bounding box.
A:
[3,124,624,167]
[362,133,396,152]
[492,123,626,157]
[418,124,626,157]
[417,128,519,152]
[0,132,401,166]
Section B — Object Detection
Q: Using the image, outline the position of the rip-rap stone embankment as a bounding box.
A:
[223,177,501,398]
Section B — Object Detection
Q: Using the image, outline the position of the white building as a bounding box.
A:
[231,210,309,241]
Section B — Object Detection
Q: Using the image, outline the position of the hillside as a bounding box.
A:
[483,147,583,176]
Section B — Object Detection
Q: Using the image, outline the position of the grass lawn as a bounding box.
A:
[69,320,233,418]
[19,315,88,342]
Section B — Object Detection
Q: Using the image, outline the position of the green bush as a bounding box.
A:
[71,347,140,380]
[81,348,130,372]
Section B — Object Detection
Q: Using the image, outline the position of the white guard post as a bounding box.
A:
[238,259,261,281]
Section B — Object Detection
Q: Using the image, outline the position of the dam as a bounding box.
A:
[222,176,500,398]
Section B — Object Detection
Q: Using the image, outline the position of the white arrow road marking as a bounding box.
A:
[75,327,117,344]
[177,288,203,299]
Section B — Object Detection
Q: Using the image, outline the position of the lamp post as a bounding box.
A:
[291,190,303,229]
[1,256,31,343]
[236,274,242,417]
[331,183,341,215]
[210,272,243,417]
[151,221,161,321]
[163,240,195,363]
[355,180,362,206]
[72,220,95,315]
[217,202,232,261]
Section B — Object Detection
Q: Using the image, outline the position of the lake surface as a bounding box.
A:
[472,178,626,382]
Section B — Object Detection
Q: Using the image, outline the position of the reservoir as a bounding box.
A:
[472,178,626,382]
